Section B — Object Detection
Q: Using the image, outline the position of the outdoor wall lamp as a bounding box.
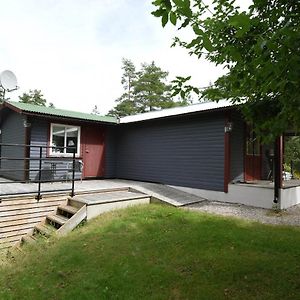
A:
[23,120,31,128]
[225,122,233,133]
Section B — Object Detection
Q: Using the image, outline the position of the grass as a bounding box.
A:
[1,204,300,299]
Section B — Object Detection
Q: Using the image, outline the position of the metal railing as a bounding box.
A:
[0,143,82,200]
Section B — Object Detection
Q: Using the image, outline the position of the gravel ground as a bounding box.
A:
[184,201,300,227]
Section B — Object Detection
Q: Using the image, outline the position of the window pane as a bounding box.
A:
[52,125,65,153]
[66,127,79,153]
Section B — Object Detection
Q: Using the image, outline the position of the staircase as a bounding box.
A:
[20,187,150,246]
[21,198,86,245]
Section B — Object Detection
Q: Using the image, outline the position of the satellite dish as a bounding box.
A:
[0,70,18,91]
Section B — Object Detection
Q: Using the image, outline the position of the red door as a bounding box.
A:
[244,126,261,181]
[82,126,105,178]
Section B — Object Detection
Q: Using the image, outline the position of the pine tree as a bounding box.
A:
[19,89,46,106]
[109,59,186,117]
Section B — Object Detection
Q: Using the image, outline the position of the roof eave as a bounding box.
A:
[22,111,118,125]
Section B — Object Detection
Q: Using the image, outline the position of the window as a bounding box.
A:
[50,124,81,156]
[246,126,260,156]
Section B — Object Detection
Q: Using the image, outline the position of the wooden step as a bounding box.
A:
[58,204,79,215]
[34,223,56,237]
[56,205,87,236]
[22,234,37,245]
[47,214,69,226]
[72,191,148,205]
[67,199,85,209]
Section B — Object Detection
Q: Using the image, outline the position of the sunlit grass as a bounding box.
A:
[1,204,300,299]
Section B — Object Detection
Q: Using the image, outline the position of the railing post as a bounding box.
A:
[35,146,43,201]
[70,150,76,197]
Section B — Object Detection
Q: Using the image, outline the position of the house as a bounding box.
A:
[0,100,299,209]
[0,101,118,182]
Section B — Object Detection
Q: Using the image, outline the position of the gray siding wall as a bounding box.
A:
[104,127,117,178]
[116,112,225,191]
[29,118,49,181]
[0,112,26,180]
[230,111,244,182]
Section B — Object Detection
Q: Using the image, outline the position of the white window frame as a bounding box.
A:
[49,123,81,157]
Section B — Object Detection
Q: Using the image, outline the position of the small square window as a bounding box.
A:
[50,124,80,156]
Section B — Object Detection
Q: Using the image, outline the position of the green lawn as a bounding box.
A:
[1,204,300,299]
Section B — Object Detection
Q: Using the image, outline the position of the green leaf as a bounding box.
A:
[229,14,251,36]
[179,18,189,29]
[193,87,200,94]
[162,12,169,27]
[164,0,172,11]
[202,34,214,52]
[187,37,201,48]
[151,9,166,17]
[193,25,204,36]
[179,6,192,18]
[183,0,191,8]
[152,0,164,5]
[172,0,184,6]
[170,11,177,25]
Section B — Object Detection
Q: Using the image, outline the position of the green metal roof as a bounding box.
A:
[6,101,118,124]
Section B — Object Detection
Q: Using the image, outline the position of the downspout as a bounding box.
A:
[273,135,283,208]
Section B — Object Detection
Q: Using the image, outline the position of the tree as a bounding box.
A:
[109,58,138,117]
[19,89,47,106]
[285,136,300,164]
[0,87,10,103]
[133,61,174,112]
[152,0,300,142]
[91,105,100,115]
[109,99,138,117]
[110,59,187,117]
[120,58,137,103]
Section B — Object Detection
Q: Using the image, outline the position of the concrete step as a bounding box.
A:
[47,214,69,227]
[34,223,56,237]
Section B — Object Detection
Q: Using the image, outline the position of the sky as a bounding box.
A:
[0,0,250,115]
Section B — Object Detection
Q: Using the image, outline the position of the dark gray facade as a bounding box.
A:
[0,105,251,193]
[104,127,117,178]
[115,112,226,191]
[0,111,26,180]
[29,117,50,181]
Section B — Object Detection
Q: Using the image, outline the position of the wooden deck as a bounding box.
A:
[0,194,66,250]
[0,179,207,250]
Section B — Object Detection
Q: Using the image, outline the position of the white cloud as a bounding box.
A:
[0,0,249,114]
